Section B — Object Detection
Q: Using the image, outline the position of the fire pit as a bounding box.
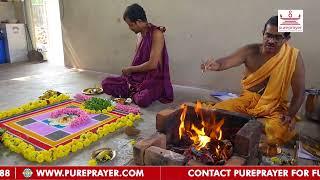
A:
[182,140,233,165]
[134,102,263,166]
[167,101,235,165]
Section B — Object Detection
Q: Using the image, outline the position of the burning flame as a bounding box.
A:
[190,124,211,150]
[216,145,220,155]
[179,101,224,151]
[178,104,187,139]
[209,115,224,140]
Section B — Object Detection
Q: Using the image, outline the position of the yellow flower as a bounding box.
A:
[64,144,71,153]
[27,145,35,152]
[90,134,98,142]
[71,144,78,153]
[135,114,141,120]
[96,128,104,137]
[126,121,134,127]
[29,151,37,161]
[71,139,79,146]
[109,125,116,133]
[0,91,70,120]
[23,149,32,159]
[83,140,91,147]
[52,149,60,159]
[97,133,103,138]
[88,159,97,166]
[56,145,66,158]
[103,130,109,137]
[80,134,87,140]
[0,91,143,164]
[41,150,52,163]
[3,133,12,140]
[36,153,45,163]
[76,142,84,150]
[86,132,93,137]
[107,107,113,112]
[128,113,134,117]
[56,150,64,158]
[17,142,28,153]
[9,145,17,153]
[57,145,64,151]
[130,140,137,146]
[49,148,57,161]
[115,123,123,129]
[13,138,23,145]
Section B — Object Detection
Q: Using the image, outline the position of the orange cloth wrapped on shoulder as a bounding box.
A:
[213,43,299,145]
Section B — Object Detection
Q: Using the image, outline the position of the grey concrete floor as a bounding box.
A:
[0,62,319,165]
[0,62,216,166]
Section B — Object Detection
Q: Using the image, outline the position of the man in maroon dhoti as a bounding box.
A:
[102,3,173,107]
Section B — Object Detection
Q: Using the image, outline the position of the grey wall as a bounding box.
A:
[12,1,25,24]
[61,0,320,93]
[0,2,15,22]
[0,1,24,23]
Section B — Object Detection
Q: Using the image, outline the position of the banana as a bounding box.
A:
[104,154,111,161]
[96,150,108,161]
[95,150,112,162]
[39,90,61,100]
[93,148,114,162]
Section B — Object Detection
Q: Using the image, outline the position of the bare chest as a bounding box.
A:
[245,54,268,74]
[244,53,273,93]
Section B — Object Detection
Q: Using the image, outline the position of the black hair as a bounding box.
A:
[263,16,290,38]
[123,3,147,22]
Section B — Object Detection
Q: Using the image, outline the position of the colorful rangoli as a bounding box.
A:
[0,91,141,163]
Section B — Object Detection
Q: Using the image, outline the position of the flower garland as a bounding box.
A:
[0,93,70,121]
[2,113,141,163]
[115,104,140,114]
[50,108,90,128]
[74,93,92,102]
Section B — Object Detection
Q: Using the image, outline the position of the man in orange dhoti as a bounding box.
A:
[201,16,305,145]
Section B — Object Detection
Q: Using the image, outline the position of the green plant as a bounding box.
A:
[0,128,6,136]
[84,97,112,111]
[0,128,6,142]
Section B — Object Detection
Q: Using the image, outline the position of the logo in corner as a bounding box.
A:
[278,10,303,32]
[23,168,33,178]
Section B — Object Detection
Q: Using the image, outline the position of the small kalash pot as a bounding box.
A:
[305,89,320,122]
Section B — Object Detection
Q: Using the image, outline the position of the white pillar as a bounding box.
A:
[46,0,64,65]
